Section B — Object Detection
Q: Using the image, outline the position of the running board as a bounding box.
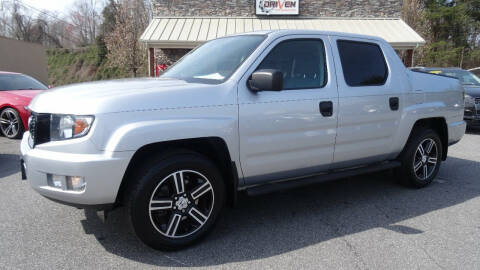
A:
[245,161,401,196]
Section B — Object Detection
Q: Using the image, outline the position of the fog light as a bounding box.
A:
[66,176,86,191]
[48,174,65,189]
[47,174,85,192]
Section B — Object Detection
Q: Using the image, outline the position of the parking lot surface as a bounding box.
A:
[1,131,480,270]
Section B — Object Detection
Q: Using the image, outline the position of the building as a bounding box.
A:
[0,36,48,84]
[141,0,425,76]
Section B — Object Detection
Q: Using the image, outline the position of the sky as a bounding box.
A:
[22,0,80,16]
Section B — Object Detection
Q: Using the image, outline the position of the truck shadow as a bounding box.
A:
[81,156,480,267]
[0,154,20,178]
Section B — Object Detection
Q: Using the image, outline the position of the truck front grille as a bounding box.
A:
[29,113,50,147]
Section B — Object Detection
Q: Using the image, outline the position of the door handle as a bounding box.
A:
[319,101,333,117]
[389,97,399,111]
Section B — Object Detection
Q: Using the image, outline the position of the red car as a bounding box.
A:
[0,71,47,139]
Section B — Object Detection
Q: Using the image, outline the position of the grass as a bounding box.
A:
[46,46,131,86]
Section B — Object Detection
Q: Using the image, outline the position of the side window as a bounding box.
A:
[337,40,388,87]
[257,39,327,90]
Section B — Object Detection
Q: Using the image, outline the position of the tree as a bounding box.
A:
[95,0,119,64]
[402,0,429,66]
[0,0,82,48]
[69,0,101,46]
[404,0,480,68]
[105,0,150,77]
[0,0,10,36]
[425,0,472,48]
[100,0,119,35]
[11,0,35,42]
[403,0,428,35]
[426,0,480,67]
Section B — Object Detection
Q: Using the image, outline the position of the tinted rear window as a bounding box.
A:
[337,40,388,87]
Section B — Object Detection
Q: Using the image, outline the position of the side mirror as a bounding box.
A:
[248,69,283,91]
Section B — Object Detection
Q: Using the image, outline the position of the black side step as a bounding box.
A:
[246,161,401,196]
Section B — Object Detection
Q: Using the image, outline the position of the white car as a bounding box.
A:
[21,30,466,250]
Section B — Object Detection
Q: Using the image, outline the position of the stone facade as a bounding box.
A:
[155,48,190,66]
[151,0,404,67]
[152,0,403,18]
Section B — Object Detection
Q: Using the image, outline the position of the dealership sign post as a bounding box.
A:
[256,0,299,15]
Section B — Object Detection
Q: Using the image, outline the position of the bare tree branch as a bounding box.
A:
[105,0,149,77]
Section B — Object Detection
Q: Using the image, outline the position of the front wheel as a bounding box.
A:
[127,151,225,250]
[0,108,24,139]
[397,128,443,188]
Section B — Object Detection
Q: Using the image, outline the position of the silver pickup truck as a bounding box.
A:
[20,30,466,250]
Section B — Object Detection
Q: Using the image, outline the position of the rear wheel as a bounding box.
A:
[397,128,442,188]
[0,108,24,139]
[127,151,225,250]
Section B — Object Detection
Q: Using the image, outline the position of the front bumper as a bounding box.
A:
[465,118,480,126]
[464,105,480,126]
[20,132,134,207]
[464,112,480,126]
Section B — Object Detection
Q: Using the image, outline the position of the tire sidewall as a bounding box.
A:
[0,108,24,139]
[403,129,442,187]
[129,153,225,250]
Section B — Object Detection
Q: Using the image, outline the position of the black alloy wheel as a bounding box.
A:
[127,150,225,250]
[397,128,442,188]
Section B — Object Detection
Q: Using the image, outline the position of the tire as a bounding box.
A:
[0,108,24,139]
[397,128,442,188]
[127,150,225,250]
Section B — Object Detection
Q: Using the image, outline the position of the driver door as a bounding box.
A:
[237,35,339,185]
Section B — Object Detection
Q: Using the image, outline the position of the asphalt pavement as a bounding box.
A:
[1,130,480,269]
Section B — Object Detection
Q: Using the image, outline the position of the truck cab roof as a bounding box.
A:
[232,29,388,44]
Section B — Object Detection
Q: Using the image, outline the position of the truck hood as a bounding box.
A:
[29,78,232,115]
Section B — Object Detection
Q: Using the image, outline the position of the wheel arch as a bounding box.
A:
[0,104,27,122]
[0,104,15,113]
[116,137,239,207]
[402,117,448,161]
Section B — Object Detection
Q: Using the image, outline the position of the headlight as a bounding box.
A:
[50,115,94,141]
[464,94,475,105]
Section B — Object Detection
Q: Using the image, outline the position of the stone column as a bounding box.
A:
[148,47,155,77]
[404,49,414,67]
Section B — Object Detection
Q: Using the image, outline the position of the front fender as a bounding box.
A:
[90,106,240,164]
[105,117,237,152]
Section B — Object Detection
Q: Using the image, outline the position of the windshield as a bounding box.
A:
[443,70,480,86]
[0,74,48,90]
[162,35,266,84]
[425,69,480,86]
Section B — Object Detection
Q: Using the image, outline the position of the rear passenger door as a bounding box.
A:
[238,36,339,185]
[330,37,404,168]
